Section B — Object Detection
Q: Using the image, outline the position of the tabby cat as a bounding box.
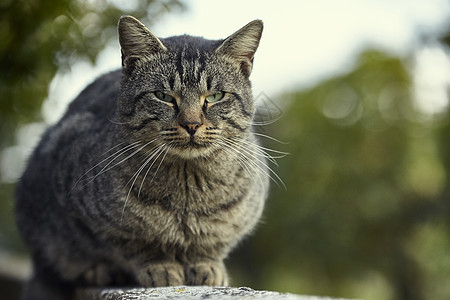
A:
[15,15,269,300]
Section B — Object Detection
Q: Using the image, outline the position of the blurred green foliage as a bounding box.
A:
[0,0,184,147]
[229,50,450,300]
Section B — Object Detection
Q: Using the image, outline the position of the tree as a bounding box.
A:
[229,49,450,300]
[0,0,184,147]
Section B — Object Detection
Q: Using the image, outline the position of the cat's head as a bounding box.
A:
[117,16,263,159]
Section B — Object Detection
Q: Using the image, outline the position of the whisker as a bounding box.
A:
[232,135,288,155]
[229,136,288,161]
[149,144,172,185]
[86,139,158,182]
[251,117,281,126]
[108,118,131,125]
[121,143,166,223]
[252,132,289,145]
[69,141,142,194]
[221,136,286,190]
[215,139,266,188]
[226,137,280,165]
[138,144,168,197]
[99,141,129,157]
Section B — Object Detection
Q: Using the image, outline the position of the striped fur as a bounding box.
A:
[15,16,268,300]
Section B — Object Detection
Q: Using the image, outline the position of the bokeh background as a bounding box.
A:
[1,1,450,299]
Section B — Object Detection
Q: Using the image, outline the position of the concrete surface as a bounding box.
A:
[76,286,352,300]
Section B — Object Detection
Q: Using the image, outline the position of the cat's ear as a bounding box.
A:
[216,20,263,77]
[118,15,166,70]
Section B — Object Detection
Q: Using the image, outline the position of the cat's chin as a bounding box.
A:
[169,144,217,160]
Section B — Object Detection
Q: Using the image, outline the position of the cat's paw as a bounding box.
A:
[82,264,115,286]
[137,262,185,287]
[185,261,228,286]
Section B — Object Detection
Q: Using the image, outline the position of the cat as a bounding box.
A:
[15,15,270,300]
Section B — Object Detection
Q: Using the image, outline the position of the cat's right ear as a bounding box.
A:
[118,16,166,71]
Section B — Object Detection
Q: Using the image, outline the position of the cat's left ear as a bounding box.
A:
[216,20,263,77]
[118,15,166,71]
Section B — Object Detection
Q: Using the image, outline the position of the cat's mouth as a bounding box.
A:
[168,138,215,159]
[181,139,208,149]
[171,134,208,148]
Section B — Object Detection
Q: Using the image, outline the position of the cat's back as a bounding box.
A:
[17,70,123,196]
[36,70,122,155]
[66,69,122,117]
[16,70,123,243]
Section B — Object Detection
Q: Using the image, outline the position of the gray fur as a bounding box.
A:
[15,16,268,300]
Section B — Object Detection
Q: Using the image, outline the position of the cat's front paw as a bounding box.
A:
[137,262,185,287]
[185,261,228,286]
[82,264,115,286]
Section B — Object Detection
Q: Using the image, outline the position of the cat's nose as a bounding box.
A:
[181,122,202,136]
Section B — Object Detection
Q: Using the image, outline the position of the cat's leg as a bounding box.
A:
[136,261,185,287]
[81,263,133,286]
[82,263,113,286]
[185,260,228,286]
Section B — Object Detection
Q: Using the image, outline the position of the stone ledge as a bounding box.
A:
[76,286,351,300]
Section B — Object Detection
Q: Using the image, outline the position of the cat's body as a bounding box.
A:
[15,16,268,300]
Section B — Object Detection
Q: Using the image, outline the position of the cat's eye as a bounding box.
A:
[154,91,175,103]
[205,92,225,103]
